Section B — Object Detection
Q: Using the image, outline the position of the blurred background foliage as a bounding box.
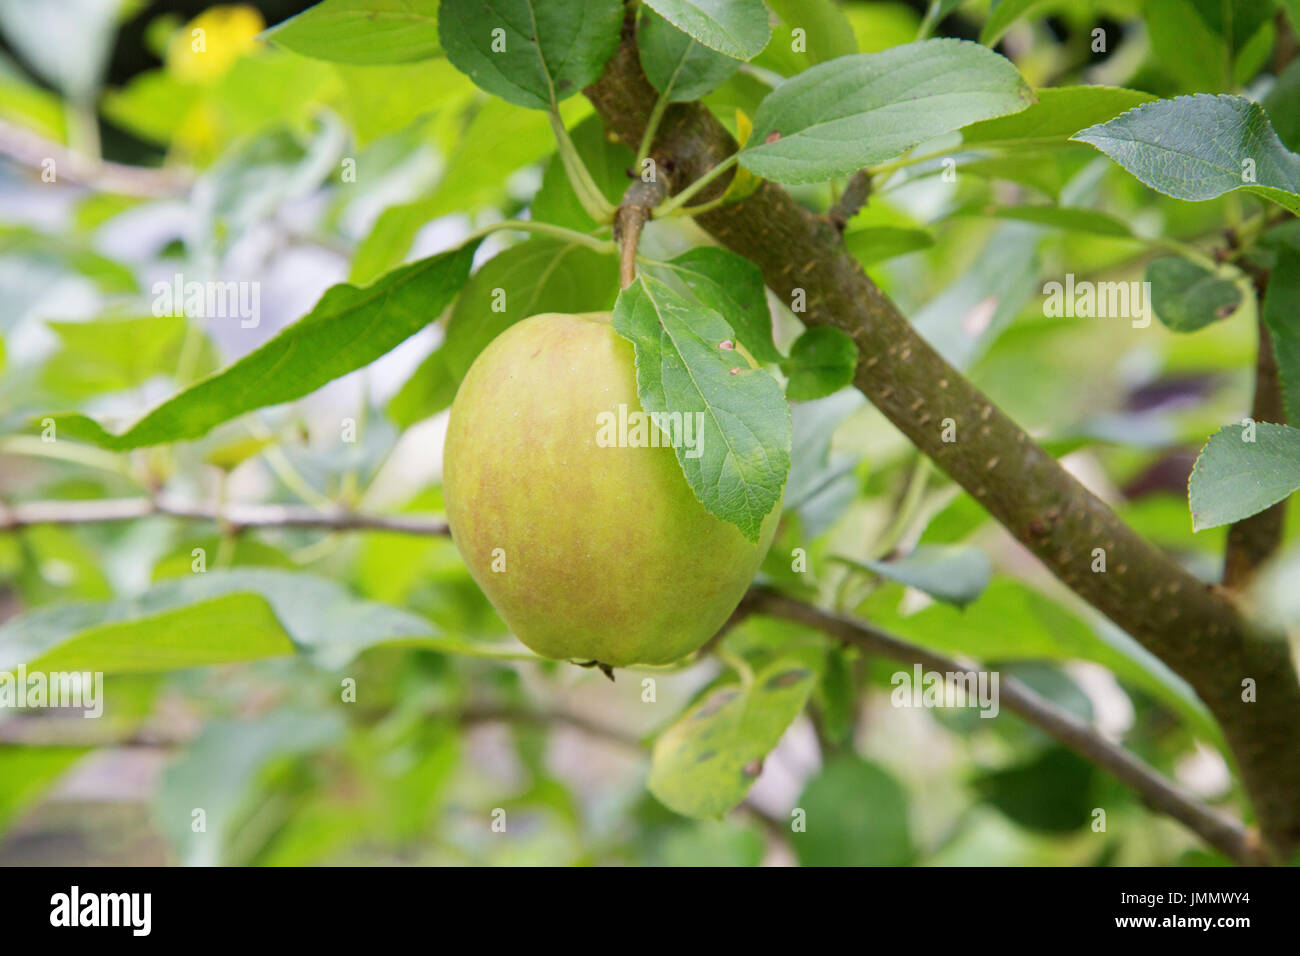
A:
[0,0,1296,866]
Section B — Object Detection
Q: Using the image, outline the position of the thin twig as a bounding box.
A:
[746,586,1269,866]
[0,496,449,536]
[0,118,190,198]
[827,169,872,233]
[614,176,666,288]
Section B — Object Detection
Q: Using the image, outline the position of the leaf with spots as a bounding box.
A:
[612,274,792,542]
[654,246,781,363]
[649,652,820,820]
[439,0,624,110]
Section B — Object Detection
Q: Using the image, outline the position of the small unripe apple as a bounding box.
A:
[443,312,780,667]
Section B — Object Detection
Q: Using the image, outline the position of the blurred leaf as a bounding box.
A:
[658,820,765,865]
[655,246,781,363]
[649,651,819,819]
[973,746,1097,833]
[1264,60,1300,152]
[156,712,345,865]
[0,0,119,98]
[813,645,856,747]
[836,545,993,608]
[0,746,89,834]
[389,238,618,425]
[793,755,912,865]
[0,226,137,299]
[961,85,1155,145]
[642,0,771,60]
[439,0,623,110]
[1145,0,1273,91]
[844,225,934,266]
[741,39,1034,184]
[1263,245,1300,423]
[968,204,1133,237]
[49,243,478,449]
[784,388,866,536]
[1189,423,1300,530]
[1146,257,1243,332]
[40,315,216,401]
[613,275,792,542]
[980,0,1048,46]
[782,327,858,401]
[265,0,441,64]
[638,6,741,103]
[765,0,856,64]
[1074,94,1300,215]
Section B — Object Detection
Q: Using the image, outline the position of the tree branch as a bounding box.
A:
[0,496,449,537]
[745,587,1268,866]
[583,13,1300,857]
[0,118,190,198]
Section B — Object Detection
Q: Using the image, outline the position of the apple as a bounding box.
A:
[443,312,780,667]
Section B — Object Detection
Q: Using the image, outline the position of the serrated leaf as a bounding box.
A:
[1073,94,1300,214]
[612,275,791,542]
[655,246,780,363]
[960,85,1156,146]
[264,0,441,64]
[389,238,618,425]
[782,327,858,401]
[1147,257,1243,332]
[1264,244,1300,424]
[835,545,993,608]
[637,6,741,102]
[44,243,478,449]
[648,653,819,819]
[1190,423,1300,530]
[642,0,771,60]
[740,39,1034,184]
[439,0,623,110]
[793,756,912,865]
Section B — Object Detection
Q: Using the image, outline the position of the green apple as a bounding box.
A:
[443,312,781,667]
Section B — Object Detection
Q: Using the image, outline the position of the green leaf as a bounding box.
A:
[0,225,137,298]
[1264,60,1300,152]
[960,85,1156,146]
[531,114,635,231]
[835,545,993,608]
[638,6,741,102]
[740,39,1034,185]
[969,204,1133,237]
[40,315,216,401]
[973,746,1098,833]
[612,275,792,542]
[641,0,772,60]
[439,0,624,110]
[157,712,346,865]
[980,0,1048,47]
[0,568,481,674]
[782,327,858,401]
[46,243,477,449]
[793,756,912,865]
[0,746,89,834]
[843,225,934,266]
[1146,257,1244,332]
[648,653,819,819]
[1146,0,1274,91]
[1264,245,1300,424]
[1189,423,1300,530]
[918,0,965,40]
[765,0,857,64]
[264,0,441,64]
[389,238,618,426]
[1073,94,1300,215]
[655,246,781,363]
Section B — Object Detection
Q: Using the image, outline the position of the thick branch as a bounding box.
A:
[584,18,1300,856]
[0,496,449,536]
[746,587,1267,866]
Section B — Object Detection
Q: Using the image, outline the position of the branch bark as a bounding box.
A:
[584,14,1300,857]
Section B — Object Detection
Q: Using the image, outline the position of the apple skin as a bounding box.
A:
[443,311,781,667]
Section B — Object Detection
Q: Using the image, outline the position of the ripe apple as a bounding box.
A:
[443,312,780,667]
